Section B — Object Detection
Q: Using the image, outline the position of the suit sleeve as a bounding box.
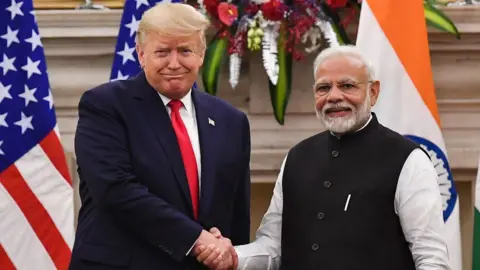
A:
[229,113,251,245]
[74,90,202,261]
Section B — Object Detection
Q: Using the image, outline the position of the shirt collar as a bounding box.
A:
[158,89,193,115]
[329,113,373,137]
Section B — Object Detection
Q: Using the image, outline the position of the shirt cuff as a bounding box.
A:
[186,239,198,256]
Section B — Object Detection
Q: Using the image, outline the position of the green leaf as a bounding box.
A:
[424,1,460,39]
[319,2,352,45]
[201,33,228,95]
[268,24,292,125]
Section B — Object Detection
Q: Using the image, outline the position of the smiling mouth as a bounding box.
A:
[325,107,352,117]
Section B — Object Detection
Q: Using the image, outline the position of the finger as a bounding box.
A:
[210,227,222,238]
[230,246,238,269]
[203,247,223,266]
[193,244,205,256]
[196,244,214,262]
[210,250,227,269]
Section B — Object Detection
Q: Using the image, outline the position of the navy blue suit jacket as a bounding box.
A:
[69,72,251,270]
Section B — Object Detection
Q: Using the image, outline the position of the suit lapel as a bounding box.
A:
[192,91,218,221]
[132,72,193,215]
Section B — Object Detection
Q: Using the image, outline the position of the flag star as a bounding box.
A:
[19,85,38,106]
[0,113,8,128]
[1,26,20,48]
[0,141,4,155]
[25,30,42,52]
[0,82,13,103]
[0,54,17,75]
[135,0,150,9]
[14,112,34,134]
[21,57,41,79]
[125,16,140,37]
[43,89,53,109]
[6,0,24,20]
[111,71,129,81]
[117,43,136,65]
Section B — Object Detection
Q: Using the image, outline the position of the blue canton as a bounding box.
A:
[0,0,56,172]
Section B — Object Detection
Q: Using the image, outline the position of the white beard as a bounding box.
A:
[316,90,372,134]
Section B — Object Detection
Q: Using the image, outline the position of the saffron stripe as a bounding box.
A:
[366,0,441,125]
[0,244,15,270]
[39,130,72,186]
[0,166,71,269]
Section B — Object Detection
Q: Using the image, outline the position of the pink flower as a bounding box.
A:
[217,3,238,26]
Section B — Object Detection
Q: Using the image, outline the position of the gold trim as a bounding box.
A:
[34,0,124,9]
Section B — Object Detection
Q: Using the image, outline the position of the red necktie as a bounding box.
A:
[168,100,199,219]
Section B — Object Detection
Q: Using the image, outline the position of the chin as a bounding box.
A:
[323,115,357,134]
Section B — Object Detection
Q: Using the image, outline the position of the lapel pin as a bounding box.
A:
[208,118,215,126]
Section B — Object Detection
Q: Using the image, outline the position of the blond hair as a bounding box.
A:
[136,3,210,50]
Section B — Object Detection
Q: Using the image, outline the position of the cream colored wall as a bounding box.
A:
[38,6,480,269]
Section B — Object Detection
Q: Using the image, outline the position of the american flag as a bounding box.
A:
[110,0,197,89]
[0,0,74,269]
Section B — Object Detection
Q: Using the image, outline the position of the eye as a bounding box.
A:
[180,48,193,55]
[316,84,331,92]
[340,83,355,89]
[155,50,169,57]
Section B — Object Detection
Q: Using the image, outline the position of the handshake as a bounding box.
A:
[192,227,238,270]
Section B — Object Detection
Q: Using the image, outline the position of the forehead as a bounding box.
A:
[315,55,367,82]
[144,31,200,48]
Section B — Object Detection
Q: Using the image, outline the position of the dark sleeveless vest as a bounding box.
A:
[280,114,419,270]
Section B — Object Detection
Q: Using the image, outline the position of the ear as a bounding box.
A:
[369,80,380,106]
[198,48,205,66]
[136,44,145,68]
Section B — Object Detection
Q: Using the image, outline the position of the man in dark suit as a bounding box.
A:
[69,3,250,270]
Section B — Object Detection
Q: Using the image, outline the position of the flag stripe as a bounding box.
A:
[0,245,15,270]
[0,180,55,270]
[0,165,71,269]
[15,143,74,249]
[367,0,440,124]
[473,208,480,269]
[39,129,72,186]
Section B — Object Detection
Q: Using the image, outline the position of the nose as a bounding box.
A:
[326,85,344,103]
[167,51,181,70]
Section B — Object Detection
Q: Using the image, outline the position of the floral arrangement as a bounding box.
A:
[197,0,460,124]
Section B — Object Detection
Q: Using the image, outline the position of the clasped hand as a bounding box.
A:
[192,228,237,270]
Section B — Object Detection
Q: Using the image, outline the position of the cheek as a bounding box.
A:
[314,97,326,111]
[181,56,202,70]
[344,95,365,108]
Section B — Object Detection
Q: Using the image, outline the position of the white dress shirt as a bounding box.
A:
[235,116,451,270]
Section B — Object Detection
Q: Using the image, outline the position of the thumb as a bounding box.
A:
[209,227,222,238]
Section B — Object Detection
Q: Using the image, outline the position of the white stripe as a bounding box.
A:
[53,125,61,139]
[0,183,56,269]
[15,144,74,249]
[357,3,462,270]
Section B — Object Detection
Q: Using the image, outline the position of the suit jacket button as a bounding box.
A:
[312,244,319,251]
[317,212,325,220]
[323,181,331,188]
[332,150,339,157]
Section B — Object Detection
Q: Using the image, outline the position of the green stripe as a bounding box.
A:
[473,208,480,270]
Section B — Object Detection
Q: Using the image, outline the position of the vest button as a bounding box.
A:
[332,150,339,157]
[323,181,331,188]
[317,212,325,220]
[312,244,319,251]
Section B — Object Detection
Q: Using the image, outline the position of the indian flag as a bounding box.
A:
[474,162,480,269]
[356,1,462,269]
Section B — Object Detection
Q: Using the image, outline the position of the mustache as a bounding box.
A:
[322,102,356,115]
